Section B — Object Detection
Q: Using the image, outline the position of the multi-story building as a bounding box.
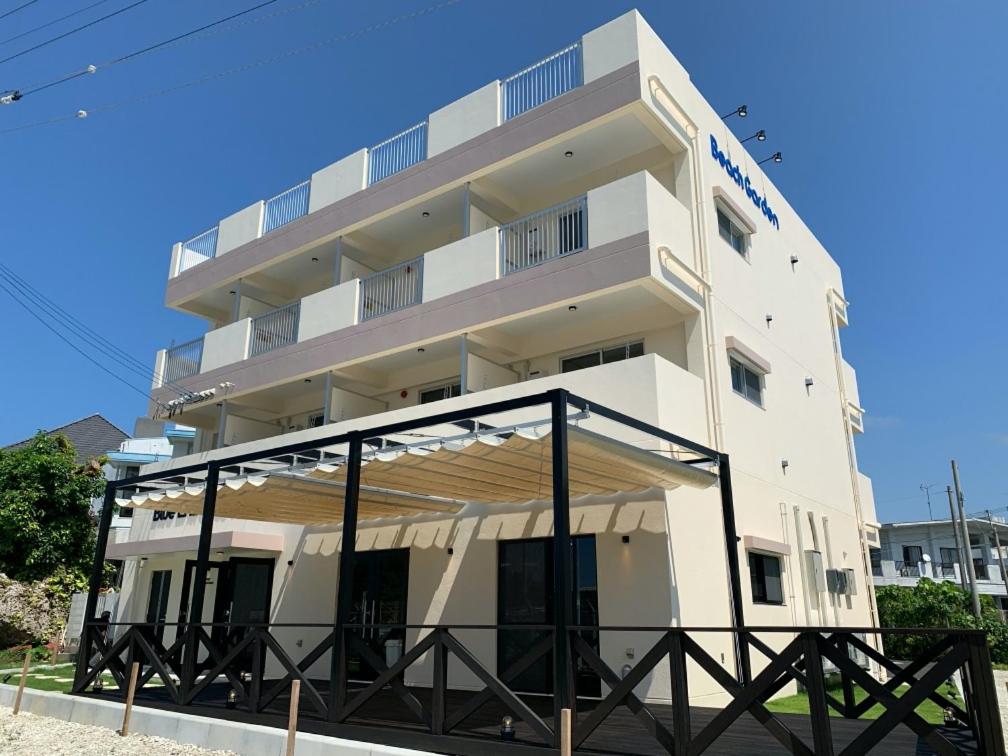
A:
[872,518,1008,613]
[104,10,879,719]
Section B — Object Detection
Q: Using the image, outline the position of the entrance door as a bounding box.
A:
[178,557,274,672]
[497,536,600,696]
[347,548,409,681]
[145,570,172,643]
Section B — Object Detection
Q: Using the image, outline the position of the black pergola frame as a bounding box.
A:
[75,387,746,742]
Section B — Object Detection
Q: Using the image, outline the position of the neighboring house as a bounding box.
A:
[90,10,878,734]
[872,519,1008,613]
[4,413,128,464]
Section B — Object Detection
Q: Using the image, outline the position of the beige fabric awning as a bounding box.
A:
[120,426,717,526]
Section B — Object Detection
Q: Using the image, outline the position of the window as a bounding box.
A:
[117,465,141,516]
[748,552,783,605]
[974,558,989,580]
[869,548,882,577]
[717,208,747,256]
[729,356,763,406]
[902,545,923,564]
[419,382,461,405]
[561,341,644,374]
[939,547,959,577]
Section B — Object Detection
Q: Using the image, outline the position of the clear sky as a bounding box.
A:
[0,1,1004,523]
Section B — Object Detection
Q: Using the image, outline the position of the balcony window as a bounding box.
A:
[420,382,461,405]
[716,207,748,256]
[560,341,643,375]
[748,551,783,605]
[729,356,763,407]
[869,547,882,577]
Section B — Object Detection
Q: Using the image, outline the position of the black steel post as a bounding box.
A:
[965,633,1004,756]
[74,482,117,691]
[802,633,835,756]
[330,432,363,722]
[668,632,691,756]
[181,463,219,702]
[717,453,751,684]
[550,390,575,743]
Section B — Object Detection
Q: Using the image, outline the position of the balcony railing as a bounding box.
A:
[501,41,583,122]
[895,561,920,578]
[367,120,428,186]
[359,256,423,322]
[262,179,310,234]
[249,302,300,357]
[500,194,587,275]
[178,226,219,274]
[162,337,203,384]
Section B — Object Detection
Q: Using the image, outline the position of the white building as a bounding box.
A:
[873,519,1008,613]
[93,10,883,736]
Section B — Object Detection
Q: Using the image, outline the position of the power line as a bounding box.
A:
[1,0,461,133]
[0,0,40,23]
[0,277,164,408]
[0,264,191,397]
[19,0,285,97]
[0,0,113,48]
[0,0,151,67]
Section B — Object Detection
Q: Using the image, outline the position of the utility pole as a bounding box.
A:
[987,510,1008,588]
[920,483,937,520]
[947,486,968,591]
[952,460,981,618]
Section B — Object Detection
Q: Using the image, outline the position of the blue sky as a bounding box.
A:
[0,1,1004,523]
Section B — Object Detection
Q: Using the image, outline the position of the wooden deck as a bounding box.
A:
[83,680,972,755]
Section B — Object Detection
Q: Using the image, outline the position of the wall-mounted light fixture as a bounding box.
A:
[741,129,766,144]
[757,151,783,166]
[720,104,747,120]
[805,377,814,388]
[790,255,799,266]
[447,547,454,556]
[781,459,790,473]
[621,535,630,544]
[765,314,773,327]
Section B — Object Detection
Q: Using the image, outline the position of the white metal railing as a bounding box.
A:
[501,41,583,122]
[177,226,219,274]
[263,179,311,234]
[500,195,587,275]
[249,301,300,357]
[162,337,203,384]
[359,256,424,321]
[367,120,428,185]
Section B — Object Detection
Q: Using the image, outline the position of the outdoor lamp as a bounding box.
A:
[758,151,783,165]
[226,689,238,709]
[93,676,104,692]
[721,104,747,119]
[500,715,516,741]
[943,707,958,726]
[742,129,766,143]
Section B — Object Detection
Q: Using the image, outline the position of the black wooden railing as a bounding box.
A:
[73,622,1004,756]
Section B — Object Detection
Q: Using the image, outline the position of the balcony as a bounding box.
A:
[152,169,696,424]
[166,39,587,281]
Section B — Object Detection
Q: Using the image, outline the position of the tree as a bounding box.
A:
[876,578,1008,662]
[0,433,106,582]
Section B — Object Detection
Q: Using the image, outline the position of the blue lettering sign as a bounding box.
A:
[710,135,779,229]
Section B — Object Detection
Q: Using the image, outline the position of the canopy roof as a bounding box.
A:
[120,424,717,526]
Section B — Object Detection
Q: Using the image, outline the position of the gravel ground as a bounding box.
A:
[0,707,236,755]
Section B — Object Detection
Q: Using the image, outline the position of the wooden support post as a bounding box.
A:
[119,662,140,736]
[560,707,572,756]
[12,654,30,715]
[286,679,301,756]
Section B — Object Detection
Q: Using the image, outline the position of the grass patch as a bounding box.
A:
[765,677,958,725]
[0,646,49,668]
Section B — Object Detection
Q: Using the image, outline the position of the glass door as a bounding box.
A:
[145,570,172,643]
[347,548,409,681]
[497,535,600,696]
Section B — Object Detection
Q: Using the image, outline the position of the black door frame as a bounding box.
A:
[347,547,410,683]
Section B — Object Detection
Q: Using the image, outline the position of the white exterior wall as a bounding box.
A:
[200,318,251,372]
[215,201,264,256]
[126,10,882,706]
[297,280,359,342]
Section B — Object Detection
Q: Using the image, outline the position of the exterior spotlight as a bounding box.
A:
[781,459,790,473]
[500,715,515,741]
[805,377,814,388]
[226,689,238,708]
[758,151,783,165]
[741,130,766,144]
[721,104,747,119]
[790,255,799,266]
[765,314,773,326]
[622,535,630,544]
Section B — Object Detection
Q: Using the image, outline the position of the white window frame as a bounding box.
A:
[729,354,765,407]
[716,204,750,258]
[559,339,644,375]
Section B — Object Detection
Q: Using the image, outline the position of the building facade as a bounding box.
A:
[872,519,1008,614]
[110,10,878,706]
